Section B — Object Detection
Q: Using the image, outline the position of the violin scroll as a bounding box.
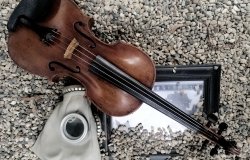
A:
[213,122,240,155]
[200,114,240,155]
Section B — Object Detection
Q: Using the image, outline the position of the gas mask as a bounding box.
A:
[31,85,101,160]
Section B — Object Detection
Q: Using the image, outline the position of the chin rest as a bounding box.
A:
[7,0,56,31]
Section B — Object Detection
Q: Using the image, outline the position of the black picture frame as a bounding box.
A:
[155,64,221,114]
[93,64,221,158]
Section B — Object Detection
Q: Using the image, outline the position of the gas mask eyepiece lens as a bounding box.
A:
[66,116,84,139]
[61,113,88,143]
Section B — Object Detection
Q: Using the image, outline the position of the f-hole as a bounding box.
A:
[74,21,96,48]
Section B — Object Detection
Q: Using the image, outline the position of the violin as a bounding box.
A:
[7,0,240,155]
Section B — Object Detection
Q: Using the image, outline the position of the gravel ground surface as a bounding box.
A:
[0,0,249,159]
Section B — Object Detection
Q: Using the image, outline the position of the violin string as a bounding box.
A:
[50,34,95,62]
[49,35,239,153]
[48,34,219,141]
[48,35,221,142]
[51,30,96,57]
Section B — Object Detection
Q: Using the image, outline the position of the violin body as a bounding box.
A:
[8,0,155,116]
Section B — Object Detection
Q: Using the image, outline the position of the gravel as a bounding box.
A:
[0,0,249,159]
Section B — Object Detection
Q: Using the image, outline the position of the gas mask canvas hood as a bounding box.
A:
[31,85,101,160]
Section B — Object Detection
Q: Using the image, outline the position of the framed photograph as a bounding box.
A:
[94,64,221,157]
[111,80,204,132]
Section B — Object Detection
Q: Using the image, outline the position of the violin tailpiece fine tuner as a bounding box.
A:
[7,0,240,156]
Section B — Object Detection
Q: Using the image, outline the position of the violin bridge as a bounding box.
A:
[64,38,79,59]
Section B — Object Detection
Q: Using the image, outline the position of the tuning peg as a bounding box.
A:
[206,114,218,127]
[200,140,209,151]
[210,146,219,156]
[218,122,228,134]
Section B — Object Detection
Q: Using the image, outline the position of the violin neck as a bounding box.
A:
[90,56,219,142]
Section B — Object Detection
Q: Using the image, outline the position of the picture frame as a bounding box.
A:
[93,64,221,157]
[155,64,221,114]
